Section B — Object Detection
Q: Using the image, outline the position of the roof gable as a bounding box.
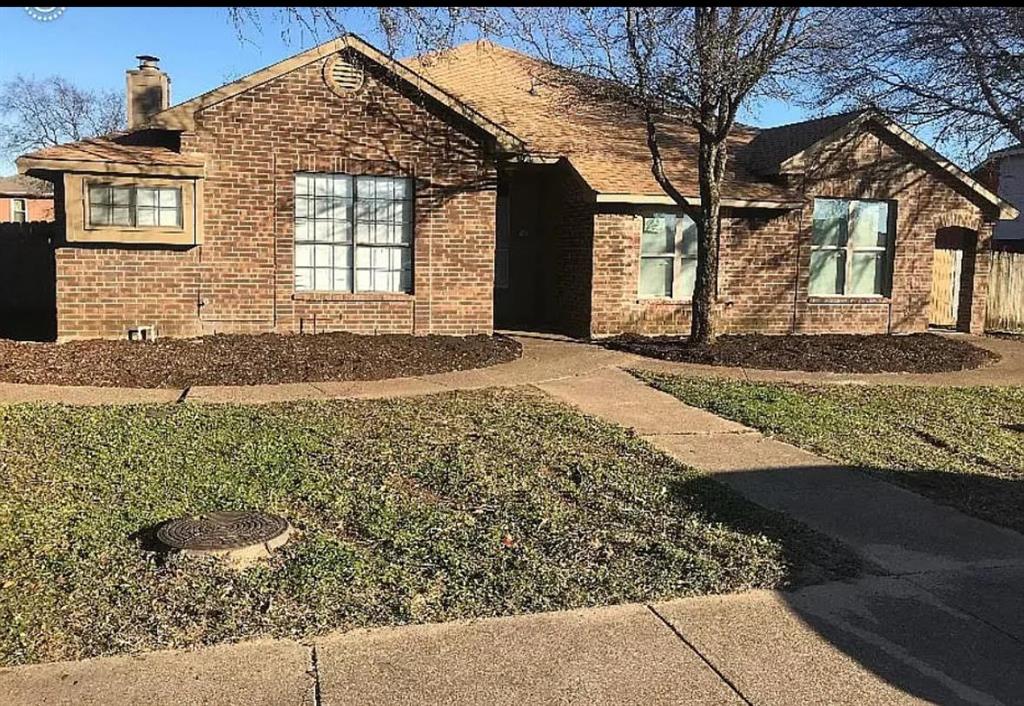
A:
[149,34,524,152]
[749,110,1016,219]
[742,110,869,176]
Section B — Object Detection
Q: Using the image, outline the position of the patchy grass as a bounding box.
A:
[636,372,1024,533]
[0,390,858,666]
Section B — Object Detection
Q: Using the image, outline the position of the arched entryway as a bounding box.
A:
[930,226,977,331]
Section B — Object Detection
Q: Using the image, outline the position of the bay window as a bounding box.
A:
[810,198,894,297]
[294,173,413,293]
[639,212,697,300]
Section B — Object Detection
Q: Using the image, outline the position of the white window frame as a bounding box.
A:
[638,212,697,301]
[809,197,894,298]
[293,172,414,294]
[10,198,27,223]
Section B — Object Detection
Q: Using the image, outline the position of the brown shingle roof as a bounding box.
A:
[18,133,204,171]
[742,110,869,175]
[405,41,798,203]
[0,174,53,197]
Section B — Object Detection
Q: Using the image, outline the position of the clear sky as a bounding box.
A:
[0,6,812,175]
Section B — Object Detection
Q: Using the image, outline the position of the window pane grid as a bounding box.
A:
[809,198,892,297]
[639,213,697,300]
[11,199,27,223]
[295,173,413,294]
[87,184,182,228]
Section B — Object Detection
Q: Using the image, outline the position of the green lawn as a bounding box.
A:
[636,373,1024,534]
[0,390,858,666]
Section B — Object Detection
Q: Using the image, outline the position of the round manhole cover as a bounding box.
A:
[157,511,292,562]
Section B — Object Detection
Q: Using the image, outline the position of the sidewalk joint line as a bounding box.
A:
[175,387,191,404]
[307,642,323,706]
[645,604,754,706]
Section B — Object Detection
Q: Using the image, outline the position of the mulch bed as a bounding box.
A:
[0,332,521,388]
[602,332,998,374]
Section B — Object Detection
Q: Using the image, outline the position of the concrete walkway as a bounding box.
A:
[1,332,1023,406]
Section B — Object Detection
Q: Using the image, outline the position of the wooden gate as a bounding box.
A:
[986,251,1024,333]
[930,248,962,327]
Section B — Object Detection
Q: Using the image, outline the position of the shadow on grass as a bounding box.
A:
[128,520,174,560]
[668,475,869,587]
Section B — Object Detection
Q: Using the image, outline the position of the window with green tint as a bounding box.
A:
[639,213,697,300]
[810,198,893,297]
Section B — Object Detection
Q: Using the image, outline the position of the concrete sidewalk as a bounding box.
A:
[6,573,1024,705]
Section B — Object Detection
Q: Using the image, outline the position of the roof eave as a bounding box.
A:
[18,155,206,179]
[593,192,801,210]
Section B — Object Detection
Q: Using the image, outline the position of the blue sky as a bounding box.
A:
[0,6,811,174]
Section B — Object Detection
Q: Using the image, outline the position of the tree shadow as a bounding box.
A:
[674,462,1024,703]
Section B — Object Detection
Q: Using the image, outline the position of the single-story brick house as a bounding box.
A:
[0,175,53,224]
[16,36,1017,341]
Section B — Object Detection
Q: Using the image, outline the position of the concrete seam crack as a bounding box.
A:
[647,598,753,704]
[307,642,323,706]
[646,604,754,706]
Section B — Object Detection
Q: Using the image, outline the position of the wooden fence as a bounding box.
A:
[0,222,57,341]
[986,250,1024,334]
[930,248,962,327]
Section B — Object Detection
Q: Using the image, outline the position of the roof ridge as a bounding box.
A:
[755,108,870,134]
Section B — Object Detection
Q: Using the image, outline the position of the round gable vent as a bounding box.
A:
[326,55,364,96]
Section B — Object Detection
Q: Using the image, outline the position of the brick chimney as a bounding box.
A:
[126,55,170,129]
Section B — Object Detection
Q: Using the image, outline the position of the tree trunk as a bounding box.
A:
[691,137,726,346]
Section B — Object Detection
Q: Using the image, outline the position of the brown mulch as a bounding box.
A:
[602,332,999,374]
[0,332,522,388]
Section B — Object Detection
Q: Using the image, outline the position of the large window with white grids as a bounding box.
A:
[293,173,413,293]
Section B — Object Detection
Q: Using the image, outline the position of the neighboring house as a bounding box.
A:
[0,175,54,223]
[16,36,1017,341]
[973,146,1024,250]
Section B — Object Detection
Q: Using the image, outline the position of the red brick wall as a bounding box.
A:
[54,53,496,339]
[55,247,201,339]
[589,124,998,337]
[0,196,53,223]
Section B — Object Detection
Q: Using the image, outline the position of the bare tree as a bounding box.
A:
[813,7,1024,162]
[231,6,836,344]
[0,76,124,158]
